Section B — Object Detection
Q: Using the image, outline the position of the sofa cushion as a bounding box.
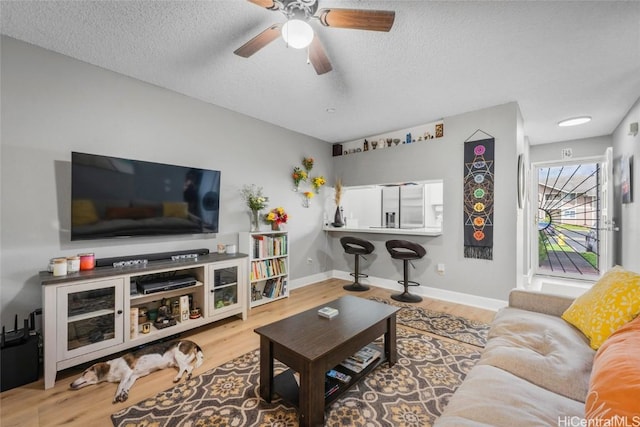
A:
[478,307,594,402]
[434,365,584,427]
[562,265,640,349]
[585,314,640,419]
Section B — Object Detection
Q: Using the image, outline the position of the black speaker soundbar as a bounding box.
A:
[95,248,210,268]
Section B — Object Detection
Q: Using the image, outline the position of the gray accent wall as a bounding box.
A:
[332,102,522,301]
[0,36,333,326]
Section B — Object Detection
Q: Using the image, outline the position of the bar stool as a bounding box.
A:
[385,239,426,303]
[340,236,375,292]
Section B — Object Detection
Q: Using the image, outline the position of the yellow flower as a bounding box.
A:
[304,191,314,199]
[266,212,276,221]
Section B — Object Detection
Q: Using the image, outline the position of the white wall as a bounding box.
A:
[0,36,333,326]
[331,103,520,302]
[530,135,612,164]
[612,96,640,271]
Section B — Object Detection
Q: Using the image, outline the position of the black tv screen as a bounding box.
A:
[71,152,220,240]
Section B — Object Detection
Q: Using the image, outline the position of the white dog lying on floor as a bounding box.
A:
[70,339,204,403]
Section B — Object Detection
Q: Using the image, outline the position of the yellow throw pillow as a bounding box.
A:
[562,266,640,349]
[72,199,99,226]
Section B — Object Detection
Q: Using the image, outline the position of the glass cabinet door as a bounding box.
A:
[209,263,239,314]
[57,278,124,359]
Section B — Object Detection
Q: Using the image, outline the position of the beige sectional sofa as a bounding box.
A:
[435,289,594,426]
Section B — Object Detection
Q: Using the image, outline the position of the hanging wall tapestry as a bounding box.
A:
[463,134,495,260]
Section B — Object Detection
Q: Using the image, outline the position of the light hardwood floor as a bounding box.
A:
[0,279,495,427]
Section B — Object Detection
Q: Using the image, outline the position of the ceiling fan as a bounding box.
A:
[234,0,395,75]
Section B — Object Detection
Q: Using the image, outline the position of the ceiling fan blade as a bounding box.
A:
[234,23,282,58]
[308,35,332,75]
[317,8,395,32]
[247,0,276,9]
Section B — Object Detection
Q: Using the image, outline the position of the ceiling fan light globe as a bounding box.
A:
[282,19,314,49]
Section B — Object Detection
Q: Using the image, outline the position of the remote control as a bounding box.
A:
[327,369,351,383]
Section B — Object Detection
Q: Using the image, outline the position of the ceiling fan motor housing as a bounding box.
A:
[277,0,318,20]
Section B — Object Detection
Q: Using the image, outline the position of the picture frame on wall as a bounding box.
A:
[517,154,526,209]
[621,155,633,204]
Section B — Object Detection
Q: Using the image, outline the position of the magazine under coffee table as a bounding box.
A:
[254,295,400,427]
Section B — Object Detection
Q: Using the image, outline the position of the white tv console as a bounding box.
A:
[39,253,247,389]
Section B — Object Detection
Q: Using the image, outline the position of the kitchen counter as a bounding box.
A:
[322,225,442,236]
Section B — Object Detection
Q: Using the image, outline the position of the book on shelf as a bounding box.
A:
[351,345,379,364]
[339,345,381,373]
[130,307,138,339]
[251,233,288,259]
[262,277,286,299]
[251,258,287,281]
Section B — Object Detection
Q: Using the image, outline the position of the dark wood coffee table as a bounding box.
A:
[254,295,400,427]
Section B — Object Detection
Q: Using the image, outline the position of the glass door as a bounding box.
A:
[57,278,124,359]
[534,159,606,279]
[209,262,240,315]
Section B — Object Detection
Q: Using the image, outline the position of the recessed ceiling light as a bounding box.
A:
[558,116,591,127]
[326,108,336,114]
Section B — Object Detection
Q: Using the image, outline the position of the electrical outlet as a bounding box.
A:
[306,258,313,264]
[437,263,445,275]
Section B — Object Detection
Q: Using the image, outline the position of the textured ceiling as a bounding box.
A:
[1,1,639,145]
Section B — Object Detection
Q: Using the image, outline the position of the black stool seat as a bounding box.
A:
[341,236,375,292]
[386,240,426,303]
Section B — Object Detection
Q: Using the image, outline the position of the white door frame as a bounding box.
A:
[530,154,611,281]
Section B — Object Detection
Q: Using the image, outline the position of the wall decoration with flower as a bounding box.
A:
[292,157,326,207]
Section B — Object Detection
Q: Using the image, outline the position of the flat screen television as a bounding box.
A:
[71,152,220,240]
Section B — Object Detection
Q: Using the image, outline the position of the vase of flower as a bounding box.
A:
[251,210,261,232]
[292,167,307,192]
[241,184,269,232]
[265,207,288,231]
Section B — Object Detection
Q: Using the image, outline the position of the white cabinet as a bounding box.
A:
[207,260,246,317]
[56,278,125,360]
[41,254,247,389]
[239,231,289,308]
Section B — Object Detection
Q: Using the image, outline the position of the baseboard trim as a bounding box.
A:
[293,270,507,312]
[289,271,333,290]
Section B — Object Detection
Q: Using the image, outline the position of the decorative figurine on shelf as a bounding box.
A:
[332,178,344,227]
[364,139,369,151]
[312,175,326,194]
[241,184,269,232]
[292,166,307,192]
[265,207,289,230]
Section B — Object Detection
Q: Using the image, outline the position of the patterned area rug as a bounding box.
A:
[369,297,491,348]
[112,328,481,427]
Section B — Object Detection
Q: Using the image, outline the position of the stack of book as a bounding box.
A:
[251,234,288,259]
[250,258,287,281]
[339,345,381,373]
[262,277,287,298]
